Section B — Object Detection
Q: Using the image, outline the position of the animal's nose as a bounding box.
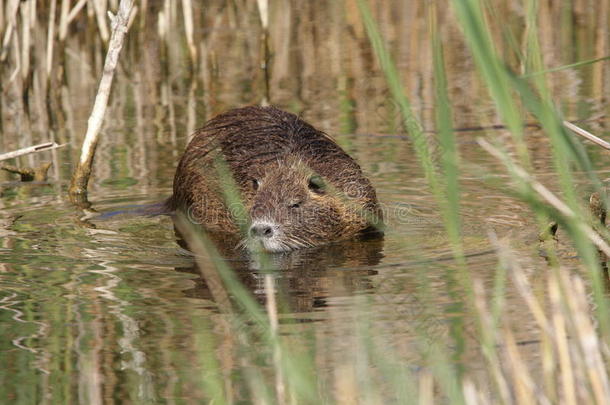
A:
[250,223,275,238]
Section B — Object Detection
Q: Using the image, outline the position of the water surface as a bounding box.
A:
[0,1,609,403]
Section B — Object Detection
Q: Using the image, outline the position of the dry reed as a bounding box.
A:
[69,0,134,204]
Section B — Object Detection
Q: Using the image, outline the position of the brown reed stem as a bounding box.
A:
[0,0,20,62]
[181,0,196,66]
[46,0,57,80]
[257,0,270,106]
[92,0,109,43]
[0,1,4,32]
[19,0,32,81]
[58,0,69,41]
[58,0,88,42]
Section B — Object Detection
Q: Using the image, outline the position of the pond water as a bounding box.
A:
[0,1,609,403]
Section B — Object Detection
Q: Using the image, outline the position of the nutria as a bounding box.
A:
[166,106,383,252]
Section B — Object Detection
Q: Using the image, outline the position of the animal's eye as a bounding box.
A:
[308,175,325,194]
[252,179,259,190]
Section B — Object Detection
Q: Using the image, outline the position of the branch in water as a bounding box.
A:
[68,0,135,206]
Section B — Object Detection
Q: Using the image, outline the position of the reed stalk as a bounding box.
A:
[0,0,19,62]
[69,0,134,206]
[139,0,147,29]
[18,0,31,81]
[357,3,473,392]
[181,0,196,66]
[66,0,89,28]
[91,0,109,44]
[58,0,69,41]
[257,0,270,105]
[0,142,65,161]
[45,0,57,80]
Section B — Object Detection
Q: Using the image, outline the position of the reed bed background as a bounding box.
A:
[1,0,607,186]
[1,0,609,404]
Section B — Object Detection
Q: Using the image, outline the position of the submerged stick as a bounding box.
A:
[1,162,52,182]
[69,0,134,206]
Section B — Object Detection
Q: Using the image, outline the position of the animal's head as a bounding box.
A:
[236,158,381,253]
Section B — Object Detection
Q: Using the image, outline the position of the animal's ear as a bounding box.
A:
[308,175,326,194]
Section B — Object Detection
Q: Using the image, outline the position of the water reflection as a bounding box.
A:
[177,236,384,314]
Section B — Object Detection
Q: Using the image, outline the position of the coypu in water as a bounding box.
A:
[166,106,383,252]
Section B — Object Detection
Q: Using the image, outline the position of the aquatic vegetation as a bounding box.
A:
[0,1,608,403]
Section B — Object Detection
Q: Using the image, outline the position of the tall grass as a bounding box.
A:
[1,0,609,404]
[179,0,610,403]
[357,0,471,394]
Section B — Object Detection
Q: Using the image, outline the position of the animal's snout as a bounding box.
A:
[250,222,276,238]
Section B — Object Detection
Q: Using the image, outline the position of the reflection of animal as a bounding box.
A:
[177,237,384,312]
[166,106,383,252]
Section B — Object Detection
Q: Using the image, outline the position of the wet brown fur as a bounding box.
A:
[166,106,382,250]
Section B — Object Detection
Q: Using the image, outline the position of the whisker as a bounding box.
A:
[236,238,249,250]
[286,236,311,249]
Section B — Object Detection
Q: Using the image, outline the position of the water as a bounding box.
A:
[1,1,609,403]
[0,130,600,403]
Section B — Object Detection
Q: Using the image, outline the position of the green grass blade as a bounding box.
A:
[521,55,610,78]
